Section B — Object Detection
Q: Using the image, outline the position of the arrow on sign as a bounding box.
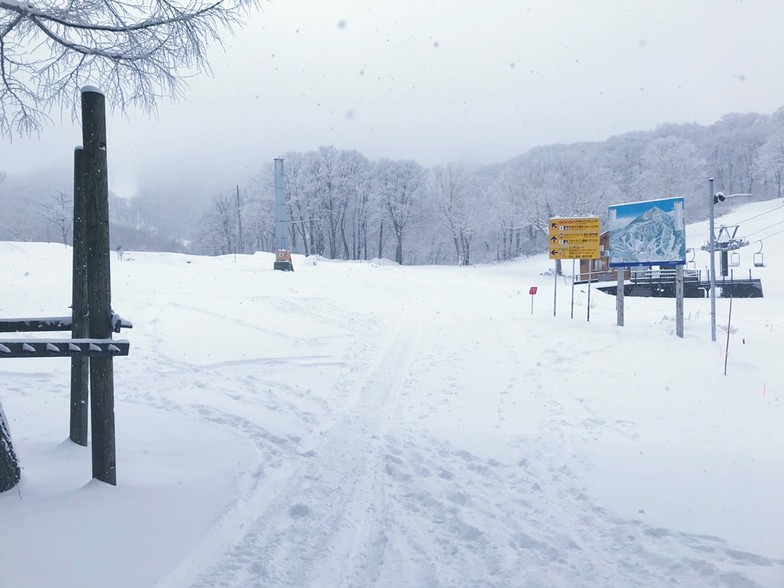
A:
[550,236,557,243]
[551,222,558,229]
[551,249,559,256]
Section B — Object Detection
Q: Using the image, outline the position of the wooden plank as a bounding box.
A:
[0,339,129,358]
[0,315,132,333]
[0,317,71,332]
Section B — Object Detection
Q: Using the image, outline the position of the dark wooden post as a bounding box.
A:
[0,402,20,492]
[70,146,89,446]
[81,87,116,485]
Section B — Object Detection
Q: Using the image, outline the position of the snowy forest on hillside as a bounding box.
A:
[3,109,784,264]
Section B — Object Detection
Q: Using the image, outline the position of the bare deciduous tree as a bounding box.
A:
[376,159,425,265]
[197,190,239,255]
[0,0,259,136]
[758,132,784,199]
[635,137,703,200]
[37,190,72,245]
[429,164,474,265]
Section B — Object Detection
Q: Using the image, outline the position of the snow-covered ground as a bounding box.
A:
[1,200,783,587]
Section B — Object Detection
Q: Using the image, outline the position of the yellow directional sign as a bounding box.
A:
[549,234,598,245]
[548,216,600,259]
[549,245,600,259]
[549,217,600,232]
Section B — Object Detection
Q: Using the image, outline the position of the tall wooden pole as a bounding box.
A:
[69,147,89,446]
[81,87,116,485]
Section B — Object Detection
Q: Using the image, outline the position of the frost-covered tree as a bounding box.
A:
[495,156,551,257]
[429,164,474,265]
[635,136,704,199]
[278,147,375,260]
[348,162,375,260]
[484,175,518,260]
[759,132,784,198]
[282,151,324,257]
[376,159,425,265]
[196,190,239,255]
[551,148,613,218]
[0,0,259,135]
[707,114,767,196]
[309,146,369,260]
[602,135,647,201]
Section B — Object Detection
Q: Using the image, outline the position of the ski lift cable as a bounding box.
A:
[744,218,784,238]
[733,202,784,225]
[755,225,784,243]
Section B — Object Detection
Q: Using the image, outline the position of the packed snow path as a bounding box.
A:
[141,259,780,587]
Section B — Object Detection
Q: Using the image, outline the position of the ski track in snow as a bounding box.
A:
[127,279,784,588]
[179,297,424,587]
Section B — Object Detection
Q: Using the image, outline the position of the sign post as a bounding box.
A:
[616,268,625,327]
[529,286,537,315]
[676,265,684,337]
[548,217,601,318]
[587,267,592,322]
[570,259,576,319]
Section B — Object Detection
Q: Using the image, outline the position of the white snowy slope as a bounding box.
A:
[0,200,783,588]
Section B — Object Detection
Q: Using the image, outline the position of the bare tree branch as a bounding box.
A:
[0,0,260,136]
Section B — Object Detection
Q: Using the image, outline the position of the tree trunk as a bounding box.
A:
[0,401,21,493]
[452,233,461,264]
[461,232,471,265]
[340,219,350,260]
[377,220,384,259]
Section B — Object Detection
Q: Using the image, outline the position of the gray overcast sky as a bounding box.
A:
[2,0,784,199]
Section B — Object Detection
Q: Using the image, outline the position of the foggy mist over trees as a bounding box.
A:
[2,107,784,264]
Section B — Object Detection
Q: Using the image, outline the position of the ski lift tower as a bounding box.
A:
[273,158,293,271]
[702,183,751,341]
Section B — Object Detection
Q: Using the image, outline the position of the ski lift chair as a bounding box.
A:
[685,247,696,271]
[729,251,740,267]
[753,242,765,267]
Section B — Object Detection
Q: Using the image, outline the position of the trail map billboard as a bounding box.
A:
[608,197,686,267]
